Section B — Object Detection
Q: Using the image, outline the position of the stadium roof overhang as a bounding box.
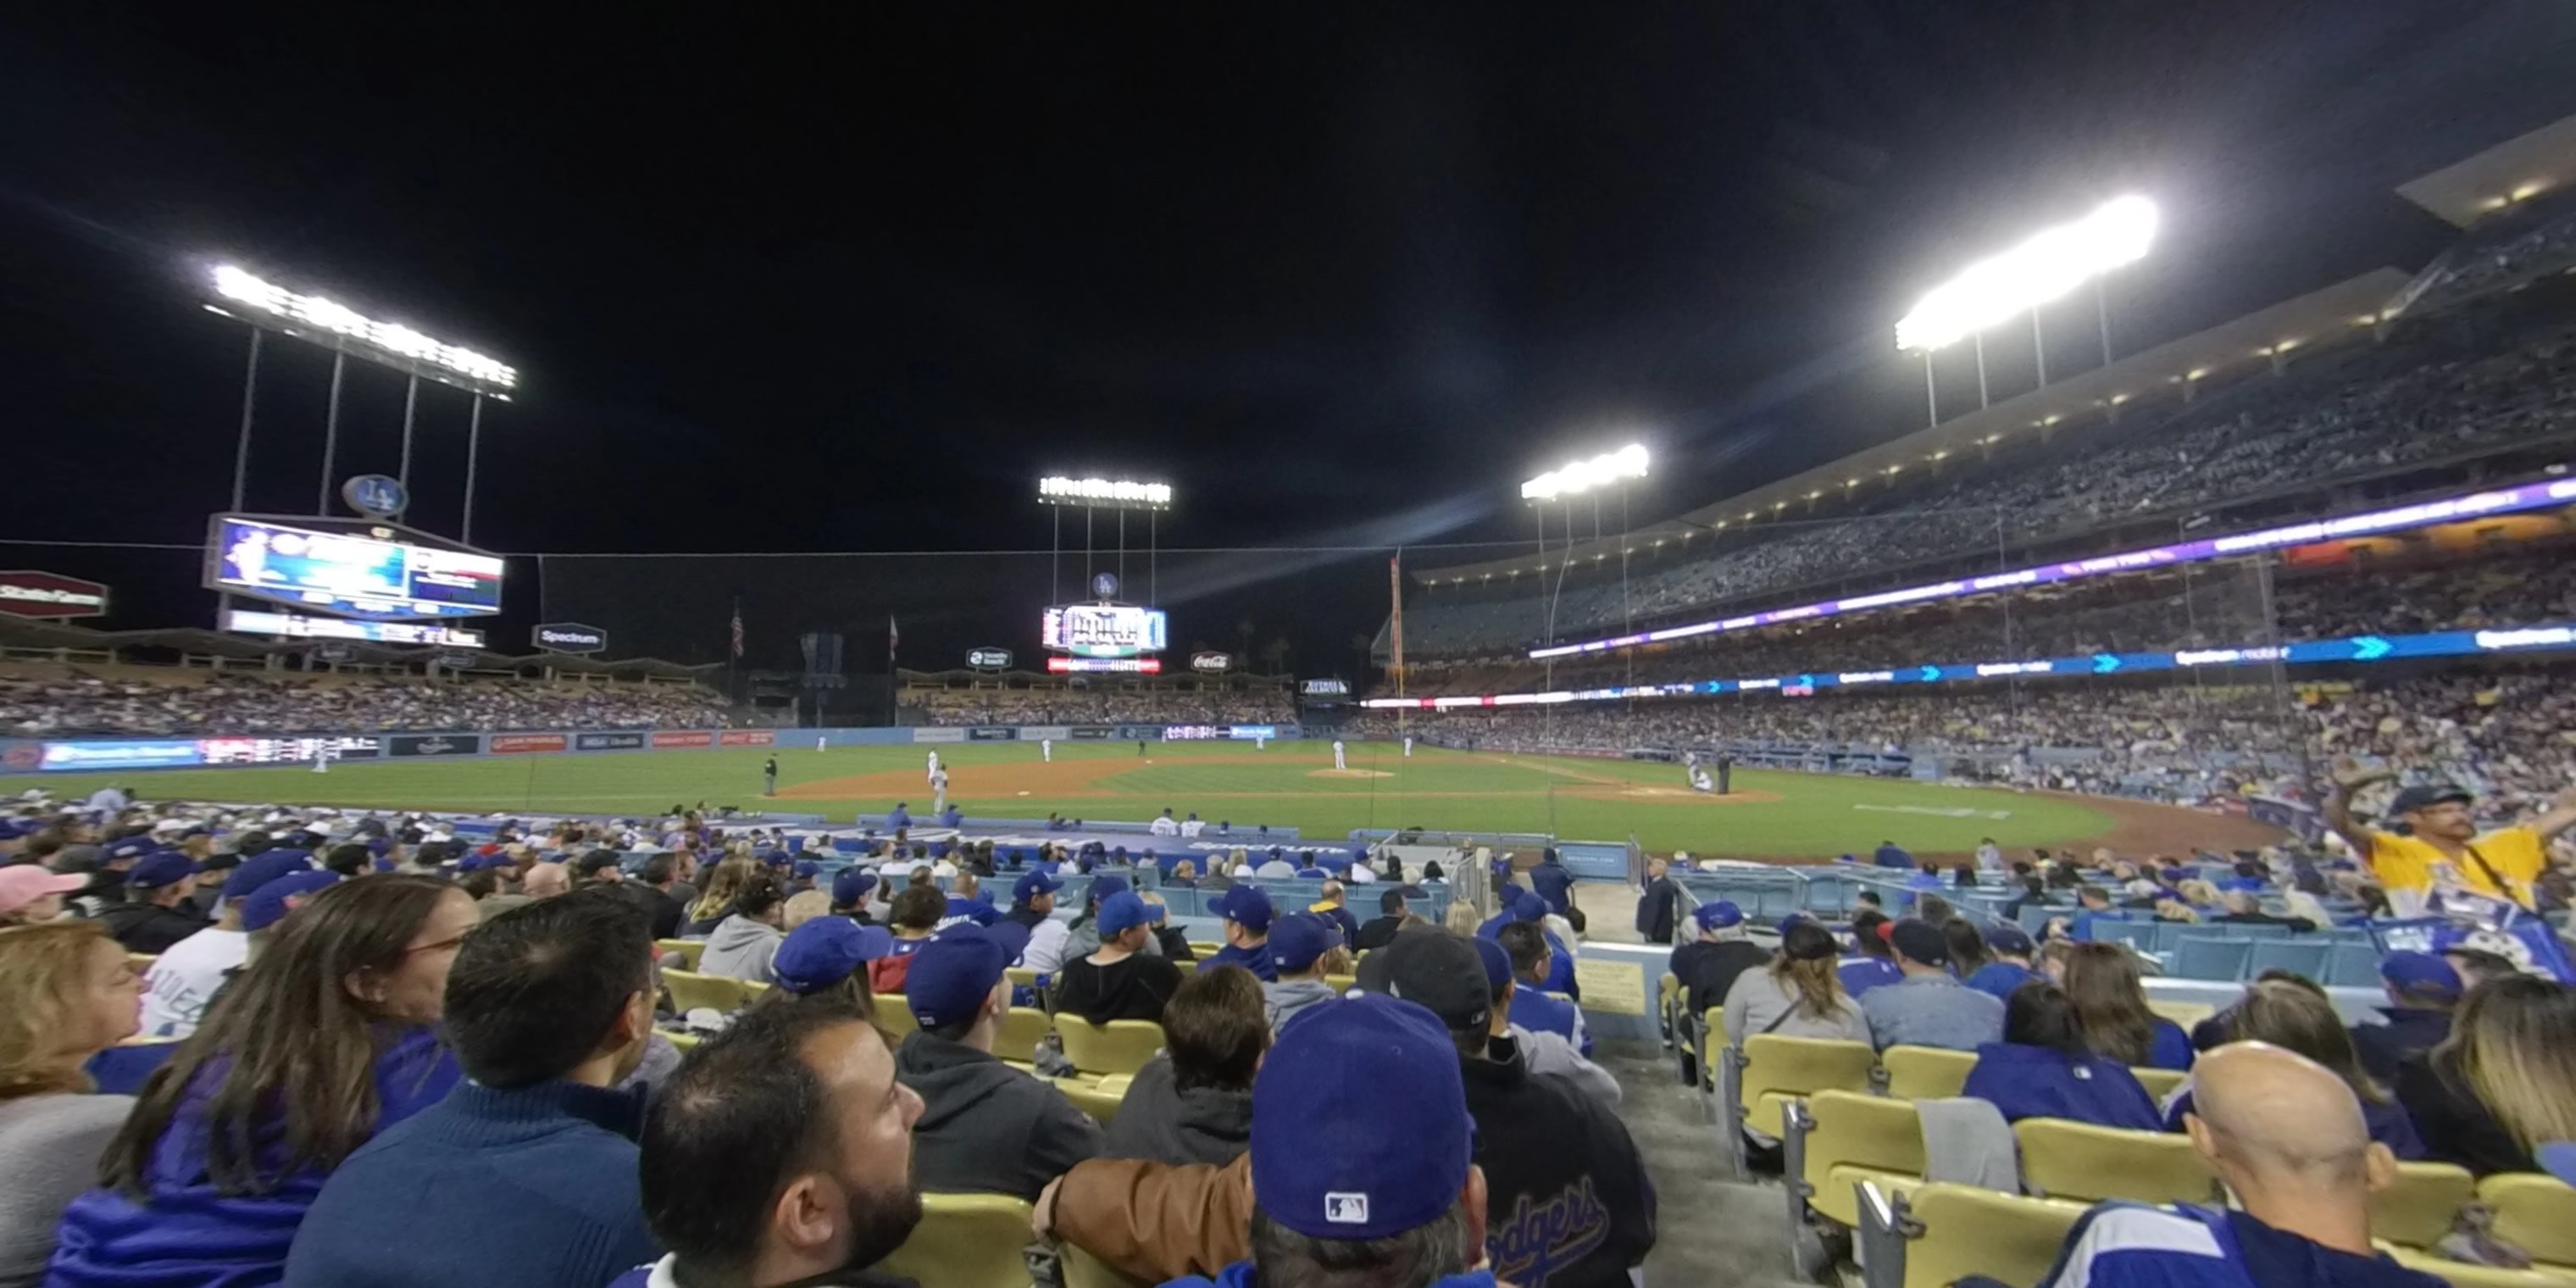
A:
[1415,267,2410,586]
[2396,114,2576,228]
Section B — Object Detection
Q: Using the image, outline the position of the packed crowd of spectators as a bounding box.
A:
[2396,184,2576,315]
[1391,298,2576,658]
[1355,663,2576,816]
[1392,541,2576,697]
[910,685,1296,726]
[0,669,732,736]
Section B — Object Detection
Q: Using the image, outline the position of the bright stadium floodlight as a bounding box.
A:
[1037,475,1174,509]
[208,264,519,394]
[1895,195,2158,353]
[1520,443,1649,501]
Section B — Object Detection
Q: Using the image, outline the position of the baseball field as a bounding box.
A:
[0,739,2286,861]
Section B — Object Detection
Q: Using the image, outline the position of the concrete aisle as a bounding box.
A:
[1595,1039,1813,1288]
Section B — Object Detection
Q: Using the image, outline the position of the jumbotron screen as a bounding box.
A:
[207,516,503,620]
[1042,603,1168,658]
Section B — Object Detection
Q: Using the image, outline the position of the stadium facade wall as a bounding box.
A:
[2,722,1303,774]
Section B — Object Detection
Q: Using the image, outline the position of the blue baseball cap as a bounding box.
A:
[1693,900,1744,931]
[791,859,819,880]
[105,838,158,864]
[1253,995,1473,1240]
[241,870,341,931]
[1470,935,1513,991]
[127,852,201,890]
[1090,874,1130,904]
[771,919,897,995]
[1213,885,1274,933]
[227,850,317,903]
[1096,891,1152,938]
[2379,951,2462,1000]
[1987,924,2035,955]
[1269,913,1338,974]
[1013,869,1064,904]
[831,868,877,908]
[1510,889,1547,922]
[904,926,1009,1030]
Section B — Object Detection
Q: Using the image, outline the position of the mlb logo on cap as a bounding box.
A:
[1325,1194,1369,1225]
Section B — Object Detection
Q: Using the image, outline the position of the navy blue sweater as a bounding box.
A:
[282,1079,659,1288]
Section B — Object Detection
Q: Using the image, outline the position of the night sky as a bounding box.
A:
[3,4,2571,679]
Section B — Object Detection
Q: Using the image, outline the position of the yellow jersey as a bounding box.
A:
[2363,825,2545,908]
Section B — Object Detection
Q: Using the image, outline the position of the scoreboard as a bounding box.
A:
[1042,603,1168,658]
[207,515,503,620]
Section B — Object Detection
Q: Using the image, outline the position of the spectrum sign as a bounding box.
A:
[1531,476,2576,659]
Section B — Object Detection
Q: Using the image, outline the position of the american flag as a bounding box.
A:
[729,603,744,659]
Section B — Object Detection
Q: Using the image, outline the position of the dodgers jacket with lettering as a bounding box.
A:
[1459,1035,1655,1288]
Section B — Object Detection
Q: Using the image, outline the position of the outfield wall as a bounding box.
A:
[0,721,1304,774]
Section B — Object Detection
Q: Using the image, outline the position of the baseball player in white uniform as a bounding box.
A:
[930,765,949,814]
[925,750,941,782]
[1041,738,1052,763]
[816,735,826,752]
[1332,740,1346,770]
[1402,736,1413,758]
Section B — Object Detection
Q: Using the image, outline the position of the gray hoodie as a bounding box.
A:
[1101,1055,1252,1167]
[697,914,783,983]
[1264,978,1341,1035]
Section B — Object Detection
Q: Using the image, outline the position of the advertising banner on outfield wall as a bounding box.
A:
[1021,726,1073,742]
[652,731,713,748]
[966,727,1019,741]
[389,734,481,758]
[1068,726,1115,740]
[575,731,647,751]
[40,740,202,771]
[913,728,967,744]
[201,736,381,765]
[718,730,775,747]
[490,734,569,754]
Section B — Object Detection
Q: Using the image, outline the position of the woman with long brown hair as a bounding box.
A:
[47,874,479,1284]
[2059,941,2193,1069]
[0,921,144,1285]
[2168,980,2424,1158]
[682,855,759,936]
[2398,974,2576,1175]
[1722,920,1871,1046]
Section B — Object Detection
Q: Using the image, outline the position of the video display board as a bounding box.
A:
[207,515,503,620]
[1041,603,1168,658]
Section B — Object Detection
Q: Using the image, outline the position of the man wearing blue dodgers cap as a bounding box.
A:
[1038,992,1495,1287]
[1966,922,2042,1002]
[103,850,212,953]
[1007,868,1074,974]
[1200,886,1277,982]
[2349,952,2461,1082]
[892,926,1102,1201]
[830,866,880,923]
[1260,913,1343,1035]
[771,917,897,1002]
[1662,898,1767,1021]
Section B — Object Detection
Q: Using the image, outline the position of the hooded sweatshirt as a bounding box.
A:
[1100,1056,1252,1167]
[1262,979,1341,1035]
[893,1031,1102,1201]
[697,914,784,983]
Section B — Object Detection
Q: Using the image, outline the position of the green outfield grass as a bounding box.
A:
[0,739,2121,858]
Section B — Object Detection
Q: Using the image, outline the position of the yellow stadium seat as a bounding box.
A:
[875,1193,1034,1288]
[1187,941,1222,958]
[1887,1182,2086,1288]
[1060,1079,1125,1125]
[1794,1089,1925,1228]
[2479,1171,2576,1270]
[875,992,919,1037]
[1056,1018,1164,1077]
[2144,997,2214,1030]
[997,1007,1054,1064]
[2015,1118,2218,1206]
[2130,1067,2189,1100]
[1062,1241,1148,1288]
[1735,1034,1880,1141]
[2387,1247,2576,1288]
[1007,965,1041,991]
[656,939,705,970]
[1323,973,1356,994]
[1882,1045,1978,1102]
[2374,1162,2475,1252]
[663,969,759,1014]
[663,1030,702,1052]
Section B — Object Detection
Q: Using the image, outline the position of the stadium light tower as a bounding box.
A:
[1518,442,1651,691]
[1895,194,2157,425]
[202,263,519,541]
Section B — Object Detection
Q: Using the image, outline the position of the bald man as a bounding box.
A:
[2027,1042,2440,1288]
[521,863,573,902]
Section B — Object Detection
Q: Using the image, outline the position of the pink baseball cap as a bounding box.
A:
[0,865,89,916]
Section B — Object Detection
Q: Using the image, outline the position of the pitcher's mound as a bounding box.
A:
[1309,769,1394,780]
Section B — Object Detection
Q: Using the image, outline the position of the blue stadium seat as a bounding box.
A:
[2324,941,2386,989]
[2171,936,2252,982]
[2093,921,2159,953]
[2017,904,2057,934]
[2246,938,2329,981]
